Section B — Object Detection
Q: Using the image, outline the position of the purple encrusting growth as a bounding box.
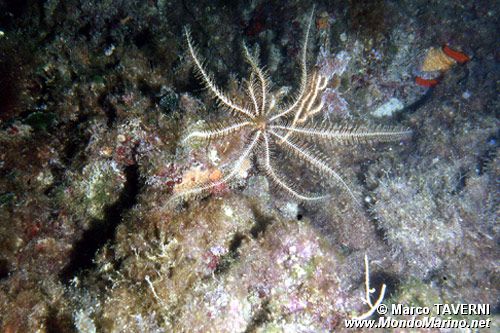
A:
[317,49,352,119]
[0,0,498,332]
[131,198,355,331]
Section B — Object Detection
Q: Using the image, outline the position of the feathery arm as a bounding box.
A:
[184,27,255,120]
[271,124,413,145]
[269,130,360,204]
[184,121,252,142]
[243,44,269,115]
[270,6,315,121]
[246,72,260,115]
[262,133,327,201]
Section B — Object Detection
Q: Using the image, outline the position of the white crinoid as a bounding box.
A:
[174,8,412,204]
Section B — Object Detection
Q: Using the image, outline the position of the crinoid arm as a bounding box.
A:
[270,122,413,145]
[245,72,260,114]
[243,44,271,115]
[261,133,328,201]
[270,6,315,121]
[183,121,252,143]
[169,131,262,205]
[184,27,255,120]
[268,129,360,204]
[287,70,328,129]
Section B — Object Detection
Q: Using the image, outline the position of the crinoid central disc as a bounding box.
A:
[255,116,267,131]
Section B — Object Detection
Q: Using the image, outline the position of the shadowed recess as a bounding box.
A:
[214,232,245,275]
[250,205,274,238]
[0,259,9,280]
[60,164,141,282]
[369,271,399,304]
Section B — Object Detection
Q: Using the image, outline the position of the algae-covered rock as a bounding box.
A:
[0,0,498,332]
[85,195,362,332]
[72,159,126,220]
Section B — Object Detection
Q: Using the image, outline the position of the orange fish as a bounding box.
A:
[442,45,470,64]
[415,76,440,88]
[416,45,469,87]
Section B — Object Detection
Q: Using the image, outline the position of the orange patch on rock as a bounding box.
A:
[209,169,222,181]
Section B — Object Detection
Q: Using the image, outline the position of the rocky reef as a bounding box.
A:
[0,0,498,332]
